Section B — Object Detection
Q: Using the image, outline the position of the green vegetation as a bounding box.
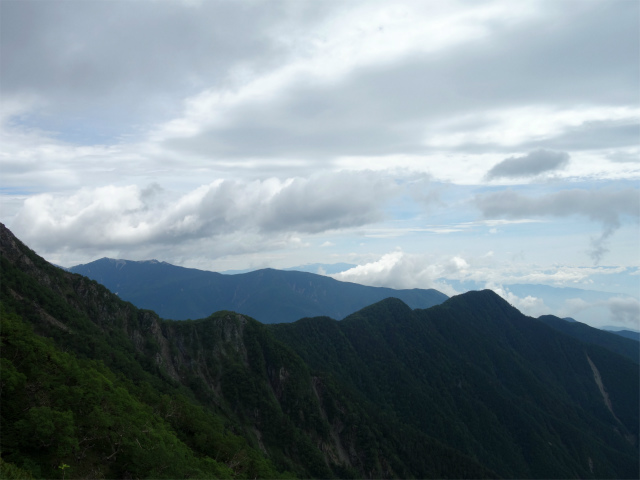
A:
[1,223,638,479]
[271,295,639,478]
[537,314,639,363]
[0,306,282,479]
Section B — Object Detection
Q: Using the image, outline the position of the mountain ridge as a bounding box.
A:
[537,314,639,362]
[0,223,492,479]
[271,294,639,478]
[2,223,638,479]
[69,257,448,323]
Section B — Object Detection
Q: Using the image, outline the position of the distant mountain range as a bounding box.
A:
[603,328,640,342]
[2,223,639,478]
[69,258,448,323]
[538,315,639,360]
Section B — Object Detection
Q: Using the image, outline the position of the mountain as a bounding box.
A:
[608,330,640,342]
[602,325,640,332]
[444,279,638,326]
[537,315,639,362]
[602,326,640,341]
[69,258,448,323]
[0,224,491,479]
[2,222,638,479]
[271,295,639,479]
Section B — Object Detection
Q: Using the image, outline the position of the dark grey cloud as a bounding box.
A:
[486,150,570,179]
[476,188,640,264]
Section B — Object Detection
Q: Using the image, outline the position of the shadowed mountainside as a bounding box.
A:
[537,314,639,362]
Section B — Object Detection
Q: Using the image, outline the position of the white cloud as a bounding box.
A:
[152,0,536,145]
[333,250,467,295]
[333,250,634,292]
[10,171,398,256]
[426,106,639,150]
[562,296,640,328]
[332,250,554,314]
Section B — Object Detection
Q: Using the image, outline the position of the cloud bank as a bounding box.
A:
[11,171,397,253]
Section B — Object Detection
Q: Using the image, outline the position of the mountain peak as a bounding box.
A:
[444,289,515,310]
[344,296,413,322]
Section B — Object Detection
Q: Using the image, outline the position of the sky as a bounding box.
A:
[1,0,639,327]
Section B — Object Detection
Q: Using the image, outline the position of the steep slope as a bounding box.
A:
[537,315,639,362]
[271,294,639,479]
[0,223,491,479]
[0,228,286,479]
[69,258,447,323]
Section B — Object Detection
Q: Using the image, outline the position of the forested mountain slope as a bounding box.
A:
[0,223,490,479]
[69,257,447,323]
[271,295,639,479]
[1,223,638,479]
[537,314,639,362]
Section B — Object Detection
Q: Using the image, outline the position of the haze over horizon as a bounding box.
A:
[1,0,638,325]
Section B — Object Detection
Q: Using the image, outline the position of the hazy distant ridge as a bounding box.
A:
[70,258,447,323]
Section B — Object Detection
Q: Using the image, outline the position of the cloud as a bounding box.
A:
[485,149,569,179]
[332,250,553,315]
[332,250,466,296]
[522,118,640,152]
[10,171,396,255]
[476,188,640,263]
[333,249,634,292]
[563,296,640,328]
[0,0,297,140]
[1,0,639,285]
[1,0,638,190]
[607,297,640,326]
[607,150,640,164]
[332,250,640,322]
